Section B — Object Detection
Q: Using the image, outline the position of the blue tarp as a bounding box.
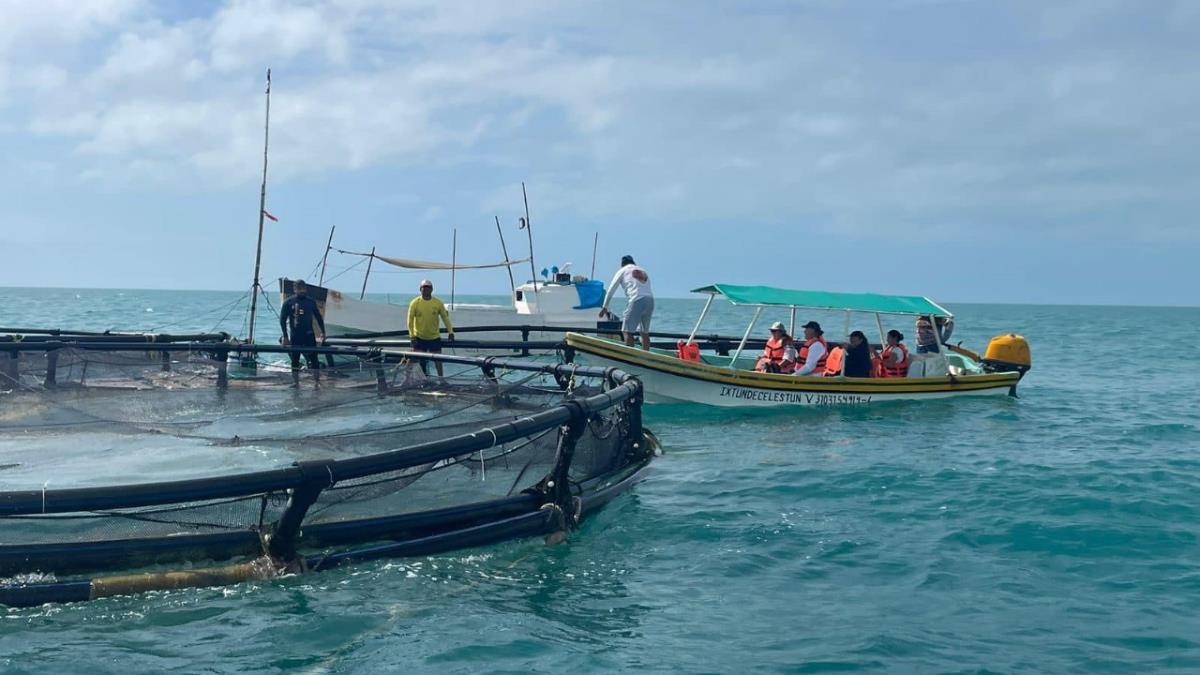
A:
[573,280,605,309]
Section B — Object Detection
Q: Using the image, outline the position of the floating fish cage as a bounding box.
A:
[0,331,651,608]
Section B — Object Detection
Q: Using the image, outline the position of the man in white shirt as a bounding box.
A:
[793,321,829,376]
[600,254,654,350]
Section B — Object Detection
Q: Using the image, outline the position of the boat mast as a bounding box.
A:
[520,182,538,293]
[318,225,336,286]
[247,67,271,345]
[590,231,598,279]
[495,216,516,294]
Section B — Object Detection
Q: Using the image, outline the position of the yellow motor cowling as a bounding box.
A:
[982,334,1031,377]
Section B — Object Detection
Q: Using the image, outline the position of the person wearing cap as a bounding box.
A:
[755,321,797,373]
[407,279,454,377]
[600,254,654,350]
[793,321,829,376]
[279,279,326,387]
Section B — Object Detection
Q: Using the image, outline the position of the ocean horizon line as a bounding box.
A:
[2,284,1197,311]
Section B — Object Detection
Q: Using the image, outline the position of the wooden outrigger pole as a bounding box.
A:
[247,68,272,349]
[318,225,336,286]
[520,182,538,293]
[359,246,375,299]
[495,216,516,294]
[590,231,599,279]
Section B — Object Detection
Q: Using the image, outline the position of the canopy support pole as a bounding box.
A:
[450,229,457,309]
[789,307,796,337]
[686,294,715,345]
[841,310,851,379]
[360,247,375,300]
[875,313,886,348]
[729,307,762,368]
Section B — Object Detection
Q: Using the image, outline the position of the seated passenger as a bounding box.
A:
[842,330,873,378]
[755,321,797,373]
[879,329,909,377]
[793,321,828,377]
[823,346,844,376]
[915,316,940,354]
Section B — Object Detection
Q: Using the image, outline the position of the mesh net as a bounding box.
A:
[0,341,646,585]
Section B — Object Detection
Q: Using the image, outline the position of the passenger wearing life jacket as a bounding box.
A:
[755,321,797,373]
[878,329,910,378]
[822,346,844,376]
[793,321,829,377]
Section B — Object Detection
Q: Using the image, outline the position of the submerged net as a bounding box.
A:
[0,334,650,607]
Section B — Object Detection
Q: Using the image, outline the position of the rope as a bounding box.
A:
[322,258,368,284]
[208,288,253,334]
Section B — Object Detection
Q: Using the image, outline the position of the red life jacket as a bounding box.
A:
[823,346,844,376]
[880,344,909,377]
[798,336,828,374]
[756,335,795,373]
[676,340,701,362]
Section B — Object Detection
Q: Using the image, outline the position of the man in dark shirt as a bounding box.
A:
[279,279,326,386]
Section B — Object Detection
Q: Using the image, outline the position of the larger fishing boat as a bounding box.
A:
[279,185,620,343]
[566,284,1031,407]
[279,258,616,342]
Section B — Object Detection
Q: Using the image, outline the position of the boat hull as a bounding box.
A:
[280,279,616,346]
[566,333,1019,407]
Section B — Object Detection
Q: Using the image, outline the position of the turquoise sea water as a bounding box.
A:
[3,287,1200,672]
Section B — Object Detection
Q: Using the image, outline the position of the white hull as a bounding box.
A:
[567,334,1019,408]
[283,279,616,348]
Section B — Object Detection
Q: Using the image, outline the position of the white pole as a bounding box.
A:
[841,309,851,378]
[729,306,762,369]
[875,312,887,371]
[789,307,796,337]
[686,294,715,345]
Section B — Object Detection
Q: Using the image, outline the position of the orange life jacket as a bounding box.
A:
[756,335,795,373]
[798,336,828,374]
[880,343,909,377]
[676,340,701,362]
[823,346,844,376]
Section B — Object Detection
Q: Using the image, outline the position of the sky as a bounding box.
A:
[0,0,1196,305]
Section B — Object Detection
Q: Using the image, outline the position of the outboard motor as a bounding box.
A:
[981,334,1032,378]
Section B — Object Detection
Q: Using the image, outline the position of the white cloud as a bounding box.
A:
[0,0,1196,247]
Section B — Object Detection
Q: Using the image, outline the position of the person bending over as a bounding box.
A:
[600,255,654,350]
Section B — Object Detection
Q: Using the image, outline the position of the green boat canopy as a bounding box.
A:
[691,284,952,317]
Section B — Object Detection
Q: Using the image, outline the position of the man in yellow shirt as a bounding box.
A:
[407,279,454,377]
